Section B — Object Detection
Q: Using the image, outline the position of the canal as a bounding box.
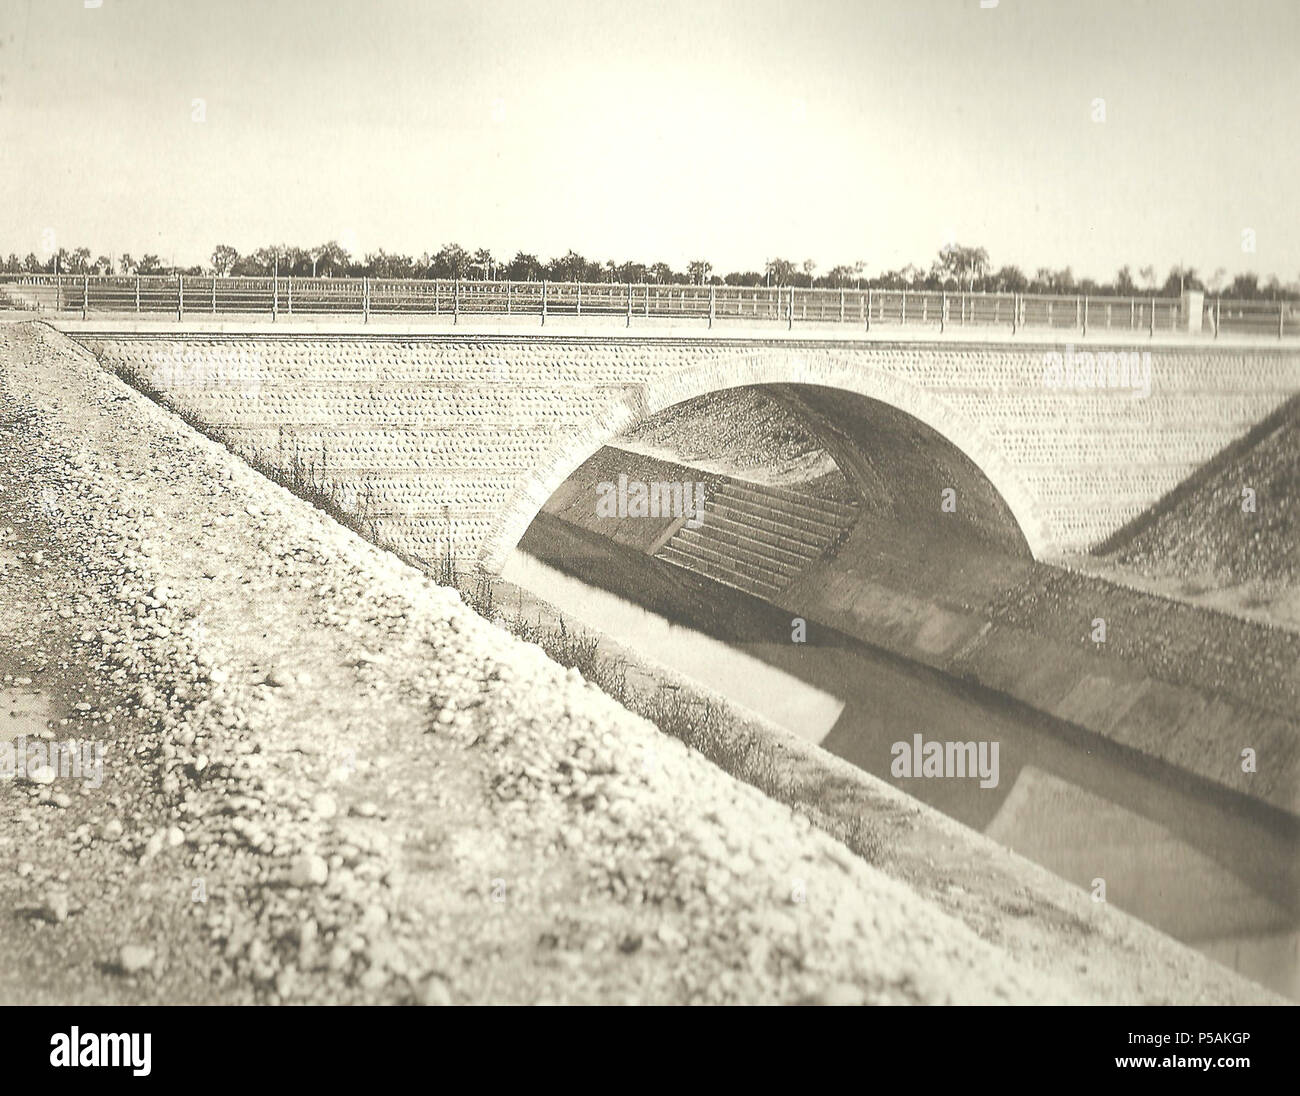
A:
[501,547,1300,1000]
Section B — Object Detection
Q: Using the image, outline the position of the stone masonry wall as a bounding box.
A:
[76,332,1300,572]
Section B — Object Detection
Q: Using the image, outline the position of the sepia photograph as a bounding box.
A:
[0,0,1296,1073]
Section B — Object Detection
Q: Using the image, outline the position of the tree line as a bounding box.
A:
[2,241,1295,300]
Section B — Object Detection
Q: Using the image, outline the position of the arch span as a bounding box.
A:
[479,349,1051,572]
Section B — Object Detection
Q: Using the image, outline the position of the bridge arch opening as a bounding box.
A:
[480,355,1044,574]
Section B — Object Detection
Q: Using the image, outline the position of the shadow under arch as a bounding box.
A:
[478,349,1051,572]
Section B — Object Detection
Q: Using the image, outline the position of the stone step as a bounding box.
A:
[676,521,813,569]
[723,481,859,524]
[709,499,842,550]
[697,511,832,561]
[669,530,799,583]
[657,544,784,597]
[712,487,851,539]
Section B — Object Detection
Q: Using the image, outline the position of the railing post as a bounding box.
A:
[1082,294,1088,337]
[212,275,217,314]
[865,288,872,332]
[1149,296,1155,338]
[708,283,715,329]
[541,280,547,326]
[1130,299,1136,329]
[454,278,460,324]
[901,290,907,324]
[626,283,632,328]
[286,274,292,317]
[786,286,793,330]
[839,288,845,323]
[135,275,140,314]
[363,277,370,323]
[940,291,946,333]
[506,280,511,314]
[1214,297,1220,339]
[576,282,581,316]
[176,274,182,321]
[272,269,278,321]
[1011,293,1018,334]
[82,274,89,320]
[1281,300,1286,340]
[644,284,649,317]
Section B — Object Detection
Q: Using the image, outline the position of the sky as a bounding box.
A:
[0,0,1296,282]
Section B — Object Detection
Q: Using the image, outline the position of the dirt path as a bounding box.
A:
[0,320,1277,1004]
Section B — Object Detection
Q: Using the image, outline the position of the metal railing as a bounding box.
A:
[1,273,1295,337]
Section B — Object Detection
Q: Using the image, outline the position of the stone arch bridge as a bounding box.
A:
[70,327,1300,573]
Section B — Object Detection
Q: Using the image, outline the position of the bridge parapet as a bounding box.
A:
[11,273,1300,339]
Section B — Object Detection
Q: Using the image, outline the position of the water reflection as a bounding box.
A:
[502,549,1300,999]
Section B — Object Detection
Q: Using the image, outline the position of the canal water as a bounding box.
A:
[501,549,1300,1000]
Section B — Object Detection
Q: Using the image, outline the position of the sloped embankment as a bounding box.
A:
[0,320,1153,1005]
[1090,395,1300,630]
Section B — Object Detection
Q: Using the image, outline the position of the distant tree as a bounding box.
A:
[1160,264,1201,296]
[504,251,543,281]
[1113,265,1137,295]
[991,265,1028,292]
[764,258,797,286]
[614,261,648,284]
[311,240,351,277]
[648,261,675,284]
[91,255,113,274]
[229,254,261,276]
[932,244,989,291]
[471,248,495,279]
[1138,265,1157,293]
[547,250,589,282]
[363,250,417,278]
[210,244,240,276]
[1228,272,1259,299]
[22,253,40,273]
[822,263,868,288]
[244,247,280,274]
[281,246,312,276]
[426,243,473,278]
[686,259,713,285]
[137,254,163,274]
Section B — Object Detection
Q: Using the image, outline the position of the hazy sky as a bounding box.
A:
[1,0,1296,281]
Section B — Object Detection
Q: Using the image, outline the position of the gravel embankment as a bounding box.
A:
[0,320,1102,1005]
[1095,396,1300,631]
